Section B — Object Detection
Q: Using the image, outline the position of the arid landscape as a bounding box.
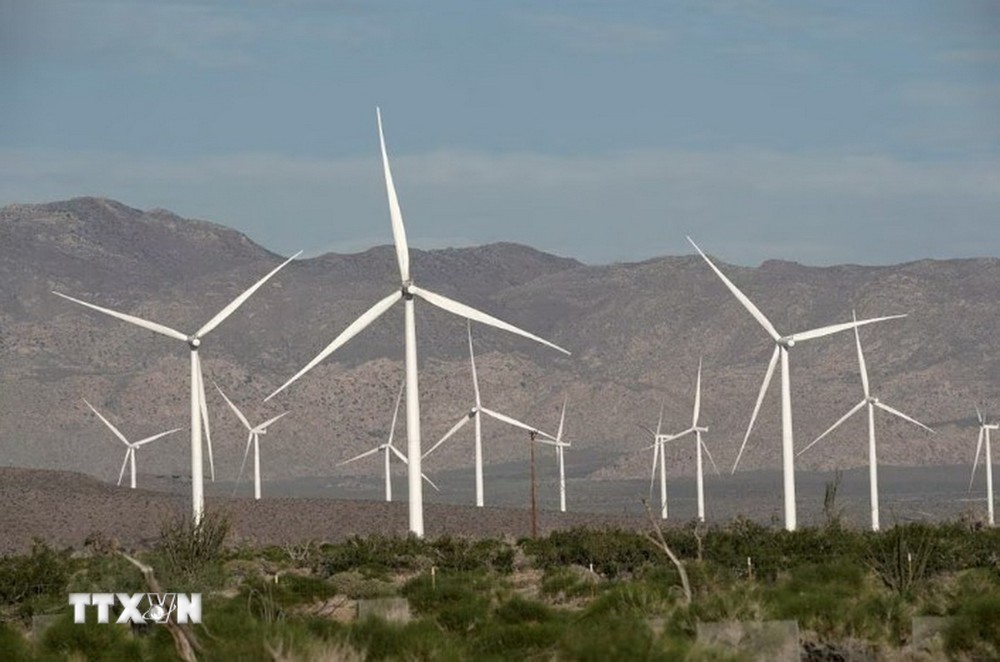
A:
[1,197,998,518]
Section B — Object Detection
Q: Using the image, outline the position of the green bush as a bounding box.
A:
[154,510,231,590]
[402,572,492,633]
[0,540,73,619]
[944,593,1000,659]
[40,612,144,660]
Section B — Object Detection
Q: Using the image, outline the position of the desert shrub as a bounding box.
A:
[0,540,74,621]
[582,581,671,619]
[765,560,866,636]
[540,565,597,600]
[318,535,432,576]
[494,595,555,625]
[559,613,664,661]
[0,622,33,660]
[472,621,562,658]
[155,510,231,589]
[328,570,397,600]
[430,536,516,574]
[944,592,1000,659]
[349,616,464,661]
[524,528,658,578]
[402,572,492,633]
[40,612,144,660]
[865,524,936,596]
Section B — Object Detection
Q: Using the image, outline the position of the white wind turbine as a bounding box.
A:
[970,406,998,526]
[266,109,569,537]
[421,322,566,507]
[338,381,439,501]
[553,397,570,513]
[83,399,181,489]
[797,312,933,531]
[214,383,289,501]
[639,403,670,519]
[55,251,300,523]
[659,358,720,522]
[688,237,904,531]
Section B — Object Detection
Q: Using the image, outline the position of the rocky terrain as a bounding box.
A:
[1,197,998,501]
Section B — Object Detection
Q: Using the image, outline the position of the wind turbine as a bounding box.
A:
[83,399,180,489]
[54,251,300,523]
[639,402,669,519]
[660,358,720,522]
[214,383,289,501]
[970,406,998,526]
[797,312,933,531]
[553,397,570,513]
[422,322,565,507]
[688,236,904,531]
[338,381,439,501]
[266,109,569,537]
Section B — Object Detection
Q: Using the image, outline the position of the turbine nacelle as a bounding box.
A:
[866,396,880,405]
[401,281,415,299]
[188,337,201,349]
[778,336,795,348]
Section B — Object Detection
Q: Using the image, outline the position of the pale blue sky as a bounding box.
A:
[2,0,998,265]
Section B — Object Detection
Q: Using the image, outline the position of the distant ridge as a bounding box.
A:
[1,198,997,494]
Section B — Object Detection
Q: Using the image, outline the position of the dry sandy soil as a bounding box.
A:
[0,467,645,555]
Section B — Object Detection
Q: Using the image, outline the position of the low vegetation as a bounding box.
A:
[0,515,998,659]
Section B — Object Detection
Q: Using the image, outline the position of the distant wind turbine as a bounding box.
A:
[970,406,998,527]
[266,109,569,537]
[553,397,570,513]
[214,383,289,501]
[659,358,720,522]
[55,251,300,523]
[688,236,904,531]
[639,402,669,519]
[422,322,564,507]
[83,399,180,489]
[338,381,439,501]
[798,312,933,531]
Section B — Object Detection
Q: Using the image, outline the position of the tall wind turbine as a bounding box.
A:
[798,312,933,531]
[55,251,300,523]
[970,406,998,526]
[660,359,720,522]
[640,402,669,519]
[422,322,565,507]
[553,397,570,513]
[688,237,904,531]
[266,109,569,537]
[214,383,289,501]
[338,381,439,501]
[83,399,180,489]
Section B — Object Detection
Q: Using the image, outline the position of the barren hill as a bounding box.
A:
[1,198,996,497]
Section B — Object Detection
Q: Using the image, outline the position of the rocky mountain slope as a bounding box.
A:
[1,198,996,490]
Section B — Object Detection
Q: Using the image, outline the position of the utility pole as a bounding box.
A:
[529,430,538,538]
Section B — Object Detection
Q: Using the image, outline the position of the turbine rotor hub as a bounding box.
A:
[778,337,795,348]
[188,337,201,349]
[401,281,414,299]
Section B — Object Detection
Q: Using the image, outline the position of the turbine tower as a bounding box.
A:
[971,406,998,526]
[338,381,439,501]
[84,399,180,489]
[798,312,933,531]
[215,383,289,501]
[640,402,669,519]
[688,237,904,531]
[55,251,300,523]
[553,397,570,513]
[266,109,569,537]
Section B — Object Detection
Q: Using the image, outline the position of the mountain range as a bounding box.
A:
[2,197,997,493]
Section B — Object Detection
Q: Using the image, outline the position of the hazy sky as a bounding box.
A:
[2,1,998,266]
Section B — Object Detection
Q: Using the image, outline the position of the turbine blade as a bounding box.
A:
[479,406,553,439]
[376,107,411,283]
[266,290,402,401]
[194,251,301,339]
[411,285,570,355]
[874,401,935,434]
[656,401,664,437]
[389,444,409,464]
[557,396,567,443]
[338,446,382,466]
[214,382,251,431]
[195,353,215,482]
[700,435,721,476]
[83,399,130,446]
[687,237,781,341]
[852,311,870,398]
[797,400,867,456]
[253,411,290,434]
[971,427,985,490]
[976,405,983,425]
[387,380,405,447]
[649,440,659,498]
[693,357,703,427]
[468,321,481,408]
[421,472,440,491]
[422,413,471,459]
[638,423,657,438]
[790,314,906,343]
[117,450,130,487]
[53,292,188,342]
[670,427,696,441]
[233,434,253,494]
[133,428,182,447]
[732,344,780,473]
